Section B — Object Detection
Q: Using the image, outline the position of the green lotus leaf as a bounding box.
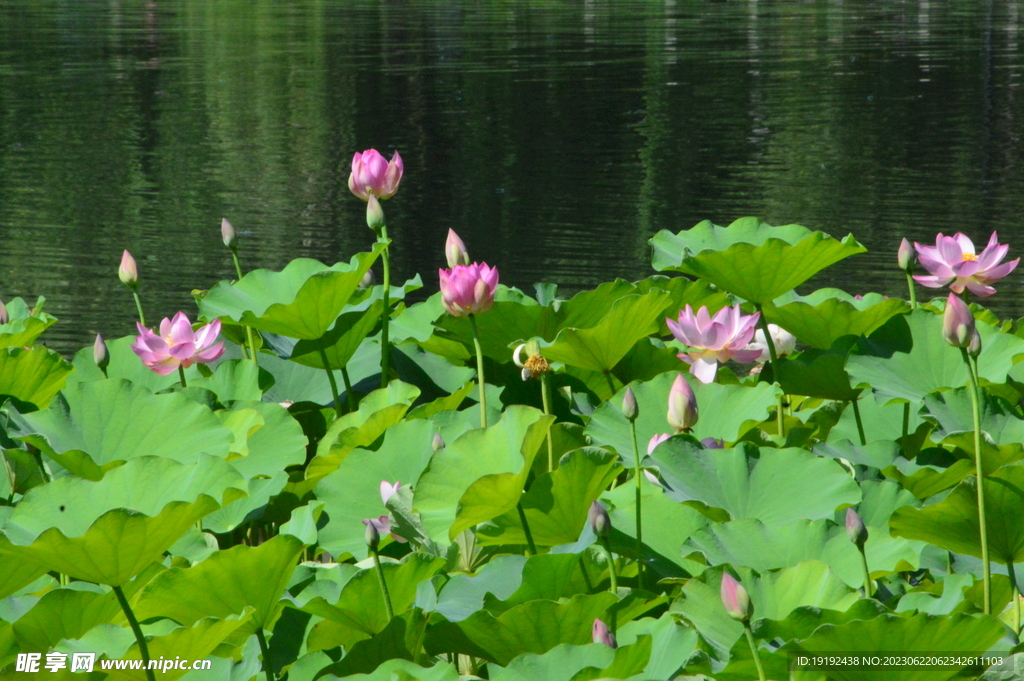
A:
[585,372,780,466]
[220,401,307,480]
[489,637,653,681]
[650,217,866,304]
[415,405,552,543]
[264,300,384,371]
[10,378,233,480]
[0,297,56,350]
[198,470,289,534]
[320,658,458,681]
[825,393,926,446]
[315,418,437,559]
[188,358,268,404]
[896,573,976,616]
[481,553,597,616]
[134,535,304,632]
[763,290,908,349]
[476,447,622,547]
[424,592,617,666]
[784,612,1006,681]
[750,599,888,644]
[891,463,1024,564]
[847,310,1024,404]
[0,553,48,600]
[198,248,384,339]
[615,613,700,680]
[258,348,367,407]
[314,610,433,678]
[775,349,860,401]
[67,336,202,393]
[0,346,73,410]
[0,455,246,585]
[651,441,861,527]
[1,448,46,498]
[923,388,1024,448]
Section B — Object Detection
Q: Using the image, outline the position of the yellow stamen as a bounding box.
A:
[963,253,978,261]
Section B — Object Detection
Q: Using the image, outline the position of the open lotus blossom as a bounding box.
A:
[667,304,762,383]
[348,148,403,201]
[913,232,1018,297]
[131,312,224,375]
[439,263,499,317]
[744,323,797,363]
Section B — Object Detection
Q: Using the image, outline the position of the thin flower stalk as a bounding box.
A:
[113,585,157,681]
[962,346,991,615]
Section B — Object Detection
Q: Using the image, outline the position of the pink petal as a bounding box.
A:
[169,342,197,360]
[951,233,976,256]
[975,242,1009,271]
[691,357,718,384]
[730,348,765,364]
[695,306,712,330]
[913,274,952,289]
[977,257,1019,283]
[963,280,996,297]
[193,342,225,363]
[702,321,728,351]
[169,313,195,345]
[950,260,981,278]
[936,235,963,266]
[192,319,222,350]
[916,252,954,278]
[677,352,696,366]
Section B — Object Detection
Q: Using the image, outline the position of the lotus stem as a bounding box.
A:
[902,402,910,441]
[469,314,487,429]
[341,366,357,412]
[379,226,392,390]
[629,418,645,591]
[113,585,156,681]
[131,289,146,328]
[579,554,594,593]
[743,623,767,681]
[255,628,276,681]
[857,544,873,598]
[541,372,556,472]
[318,344,342,417]
[962,347,991,615]
[1007,562,1021,639]
[905,272,917,310]
[754,305,784,438]
[411,611,429,665]
[516,502,537,556]
[177,365,187,389]
[852,397,867,446]
[603,371,617,399]
[371,548,395,621]
[776,394,786,439]
[230,248,259,365]
[599,535,618,633]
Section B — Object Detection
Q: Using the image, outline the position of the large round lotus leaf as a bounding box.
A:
[891,463,1024,565]
[200,471,289,534]
[188,358,267,404]
[488,638,653,681]
[134,535,304,631]
[315,418,437,559]
[9,378,233,480]
[896,573,976,616]
[0,552,47,600]
[615,613,700,680]
[67,336,204,394]
[481,553,600,616]
[198,248,383,339]
[847,310,1024,404]
[424,592,617,666]
[825,393,926,446]
[258,350,358,407]
[650,440,861,527]
[585,372,780,465]
[784,612,1006,681]
[922,388,1024,450]
[414,405,552,543]
[319,659,458,681]
[650,217,866,304]
[0,346,73,410]
[0,455,246,585]
[434,555,527,622]
[775,348,861,401]
[763,290,908,350]
[262,301,383,371]
[0,297,56,350]
[219,401,306,479]
[476,447,622,547]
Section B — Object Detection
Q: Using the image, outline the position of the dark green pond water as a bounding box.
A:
[3,0,1024,354]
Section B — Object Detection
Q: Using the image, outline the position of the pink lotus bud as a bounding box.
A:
[592,618,618,649]
[359,269,375,289]
[363,517,381,551]
[897,238,915,271]
[845,507,868,547]
[366,194,386,232]
[589,500,611,538]
[0,300,7,325]
[622,386,638,421]
[942,293,975,348]
[432,432,446,451]
[647,433,671,455]
[720,573,752,621]
[221,218,237,248]
[968,328,982,358]
[118,250,139,287]
[446,229,471,268]
[348,149,403,201]
[667,374,698,432]
[380,481,401,505]
[93,334,109,370]
[438,263,499,317]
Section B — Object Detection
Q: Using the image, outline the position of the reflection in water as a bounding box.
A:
[1,1,1024,355]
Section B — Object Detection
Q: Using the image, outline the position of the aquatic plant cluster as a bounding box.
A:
[1,148,1024,681]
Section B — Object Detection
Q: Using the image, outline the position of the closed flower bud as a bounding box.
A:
[221,218,237,248]
[667,374,698,432]
[359,269,375,289]
[942,293,975,349]
[118,250,139,287]
[592,618,617,649]
[432,432,445,451]
[897,237,916,271]
[446,229,471,268]
[0,300,7,325]
[845,507,868,548]
[720,573,753,622]
[968,327,982,358]
[366,194,386,232]
[589,500,611,538]
[622,386,638,421]
[363,517,381,551]
[93,334,109,370]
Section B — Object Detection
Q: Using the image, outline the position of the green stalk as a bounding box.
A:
[743,624,767,681]
[629,418,645,591]
[962,347,991,615]
[131,288,146,327]
[905,272,918,310]
[411,611,429,665]
[902,402,910,441]
[371,549,395,621]
[604,371,617,399]
[599,535,619,633]
[517,502,538,556]
[379,226,392,390]
[754,305,783,437]
[255,628,276,681]
[541,373,556,471]
[1007,562,1021,639]
[318,344,342,417]
[113,585,156,681]
[341,366,357,412]
[231,248,259,365]
[857,544,873,598]
[177,365,187,389]
[579,554,594,593]
[776,394,786,439]
[469,314,487,429]
[852,397,867,446]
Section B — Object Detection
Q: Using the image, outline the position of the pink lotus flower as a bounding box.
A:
[361,514,407,545]
[348,149,403,201]
[445,229,471,269]
[942,292,975,349]
[913,232,1018,297]
[380,481,401,505]
[439,263,499,317]
[667,304,762,383]
[744,323,797,363]
[592,618,617,649]
[131,312,225,375]
[647,433,671,455]
[720,573,753,622]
